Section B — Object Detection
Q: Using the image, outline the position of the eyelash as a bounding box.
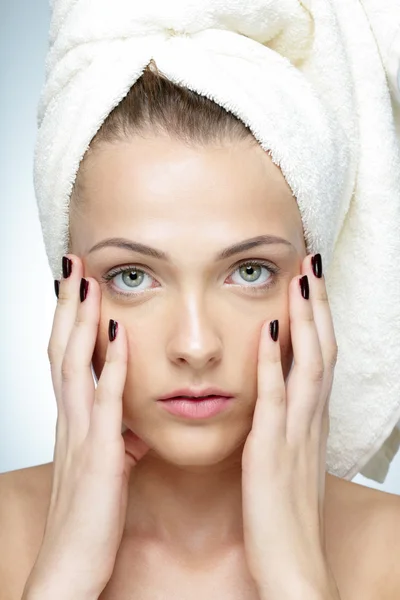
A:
[101,259,281,299]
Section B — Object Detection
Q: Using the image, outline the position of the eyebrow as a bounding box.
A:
[87,234,294,262]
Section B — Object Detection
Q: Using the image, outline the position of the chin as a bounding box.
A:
[151,432,245,469]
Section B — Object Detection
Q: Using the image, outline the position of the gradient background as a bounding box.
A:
[1,0,399,494]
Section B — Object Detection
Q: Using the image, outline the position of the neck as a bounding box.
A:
[125,445,245,559]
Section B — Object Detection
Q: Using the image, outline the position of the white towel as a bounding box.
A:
[34,0,400,483]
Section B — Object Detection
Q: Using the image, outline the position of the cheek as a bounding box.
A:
[91,300,294,383]
[91,318,152,385]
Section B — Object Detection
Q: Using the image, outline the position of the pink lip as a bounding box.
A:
[158,386,233,401]
[158,396,233,419]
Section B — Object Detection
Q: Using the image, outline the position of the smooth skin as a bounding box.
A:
[25,133,339,599]
[241,260,339,597]
[24,262,150,599]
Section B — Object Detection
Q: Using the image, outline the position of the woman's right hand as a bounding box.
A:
[23,255,150,600]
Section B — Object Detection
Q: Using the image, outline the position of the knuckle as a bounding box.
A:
[56,288,70,306]
[328,343,339,369]
[303,311,315,323]
[269,352,282,365]
[61,358,75,383]
[47,343,54,362]
[47,342,61,366]
[74,310,86,328]
[317,286,329,303]
[309,361,325,383]
[269,391,285,404]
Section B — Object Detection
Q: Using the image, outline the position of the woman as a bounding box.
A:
[3,0,400,595]
[0,62,399,600]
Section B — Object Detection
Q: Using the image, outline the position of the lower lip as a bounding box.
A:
[158,396,233,418]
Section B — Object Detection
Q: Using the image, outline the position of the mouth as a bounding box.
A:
[158,395,234,418]
[168,395,226,401]
[158,387,234,401]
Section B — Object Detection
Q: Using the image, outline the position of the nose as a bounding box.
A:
[166,300,223,370]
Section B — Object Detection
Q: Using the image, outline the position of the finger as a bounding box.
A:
[61,275,101,442]
[251,319,286,454]
[305,254,338,421]
[285,273,324,444]
[47,255,84,412]
[91,319,128,443]
[47,255,84,495]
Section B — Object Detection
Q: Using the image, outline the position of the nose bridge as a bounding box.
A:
[167,287,222,367]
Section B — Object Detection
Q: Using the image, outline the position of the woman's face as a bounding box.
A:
[69,133,306,467]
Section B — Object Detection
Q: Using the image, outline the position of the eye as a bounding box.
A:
[101,259,280,298]
[102,266,156,296]
[228,260,277,293]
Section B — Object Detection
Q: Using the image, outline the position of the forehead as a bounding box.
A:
[71,134,305,255]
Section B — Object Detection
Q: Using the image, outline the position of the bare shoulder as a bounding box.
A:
[325,473,400,598]
[0,462,53,599]
[352,480,400,598]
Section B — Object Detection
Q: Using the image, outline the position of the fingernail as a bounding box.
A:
[300,275,309,300]
[311,253,323,278]
[80,278,89,302]
[54,280,60,298]
[269,319,279,342]
[109,319,118,342]
[62,256,72,279]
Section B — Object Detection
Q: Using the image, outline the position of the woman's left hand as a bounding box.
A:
[241,252,341,600]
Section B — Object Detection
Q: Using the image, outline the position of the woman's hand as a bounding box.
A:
[241,252,341,600]
[23,255,150,600]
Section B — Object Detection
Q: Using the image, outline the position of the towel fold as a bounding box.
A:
[34,0,400,482]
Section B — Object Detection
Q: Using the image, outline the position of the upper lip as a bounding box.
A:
[158,386,234,401]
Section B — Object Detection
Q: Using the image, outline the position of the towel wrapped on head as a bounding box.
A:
[34,0,400,482]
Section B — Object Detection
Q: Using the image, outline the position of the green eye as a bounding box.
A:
[121,268,145,288]
[238,263,263,282]
[102,259,281,298]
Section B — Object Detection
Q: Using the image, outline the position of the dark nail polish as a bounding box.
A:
[109,319,118,342]
[80,278,89,302]
[269,319,279,342]
[62,256,72,279]
[311,253,323,278]
[300,275,310,300]
[54,280,60,298]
